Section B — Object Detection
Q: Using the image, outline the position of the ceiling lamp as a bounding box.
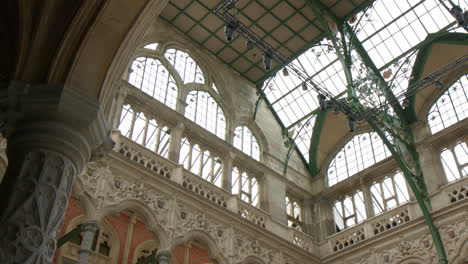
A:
[302,83,308,91]
[263,52,273,70]
[282,67,289,76]
[246,40,254,50]
[435,80,443,89]
[224,22,238,41]
[317,94,327,110]
[450,6,468,30]
[347,116,355,132]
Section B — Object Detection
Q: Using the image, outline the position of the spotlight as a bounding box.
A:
[347,116,355,132]
[302,82,308,91]
[263,52,272,70]
[332,103,340,113]
[435,80,443,89]
[317,94,327,110]
[282,67,289,76]
[246,40,254,50]
[450,6,466,27]
[224,22,237,41]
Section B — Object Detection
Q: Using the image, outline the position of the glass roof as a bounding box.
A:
[262,0,466,163]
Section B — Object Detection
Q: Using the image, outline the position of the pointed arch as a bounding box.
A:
[164,48,205,84]
[427,74,467,134]
[170,230,228,264]
[327,132,391,186]
[128,56,178,110]
[233,125,260,161]
[185,90,226,139]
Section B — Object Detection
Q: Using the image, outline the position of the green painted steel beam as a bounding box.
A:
[57,224,83,248]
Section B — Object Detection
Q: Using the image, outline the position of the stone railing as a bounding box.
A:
[182,171,230,208]
[368,205,411,236]
[327,204,412,253]
[115,136,175,178]
[290,228,314,253]
[237,200,269,228]
[445,177,468,204]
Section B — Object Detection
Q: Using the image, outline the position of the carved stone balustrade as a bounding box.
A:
[289,228,315,253]
[367,205,411,236]
[182,171,230,208]
[328,227,366,253]
[444,177,468,204]
[237,200,269,229]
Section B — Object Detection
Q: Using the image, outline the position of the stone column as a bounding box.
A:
[222,152,234,192]
[168,122,185,163]
[0,83,112,264]
[122,214,137,264]
[110,84,128,129]
[262,174,287,225]
[78,222,99,264]
[155,250,171,264]
[361,183,375,218]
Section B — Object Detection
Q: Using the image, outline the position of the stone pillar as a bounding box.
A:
[222,152,234,192]
[361,183,375,218]
[122,214,137,264]
[110,84,128,129]
[317,199,334,241]
[78,222,99,264]
[155,250,171,264]
[262,174,287,225]
[168,122,185,163]
[301,198,315,235]
[0,83,112,264]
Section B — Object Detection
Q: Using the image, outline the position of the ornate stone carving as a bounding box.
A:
[155,250,171,264]
[182,173,229,208]
[78,222,99,264]
[0,151,75,264]
[370,208,411,235]
[330,228,366,252]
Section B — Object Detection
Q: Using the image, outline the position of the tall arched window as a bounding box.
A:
[118,104,170,158]
[328,132,391,186]
[333,191,366,232]
[231,167,259,206]
[440,141,468,183]
[233,126,260,160]
[427,75,467,134]
[285,195,303,230]
[185,91,226,139]
[128,57,178,110]
[165,49,205,84]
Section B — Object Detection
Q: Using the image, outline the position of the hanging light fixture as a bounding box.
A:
[246,39,254,50]
[302,82,308,90]
[263,52,273,70]
[282,67,289,76]
[317,94,327,110]
[435,80,443,89]
[347,116,355,132]
[224,22,237,41]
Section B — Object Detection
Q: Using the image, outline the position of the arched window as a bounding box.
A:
[232,167,259,206]
[427,75,467,134]
[118,104,171,158]
[285,195,303,230]
[327,132,391,186]
[440,141,468,183]
[233,126,260,160]
[370,171,409,215]
[128,57,178,110]
[164,49,205,84]
[333,191,366,232]
[185,91,226,139]
[179,138,223,187]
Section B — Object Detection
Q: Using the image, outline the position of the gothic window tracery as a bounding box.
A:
[370,171,410,215]
[333,191,367,232]
[427,75,468,134]
[118,104,171,158]
[440,140,468,182]
[233,126,260,161]
[185,90,226,139]
[285,195,303,230]
[232,167,259,206]
[327,132,391,186]
[164,48,205,84]
[179,137,223,187]
[128,56,178,110]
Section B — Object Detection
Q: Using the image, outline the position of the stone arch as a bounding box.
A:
[393,256,425,264]
[170,229,228,264]
[132,239,159,264]
[99,199,170,250]
[239,255,268,264]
